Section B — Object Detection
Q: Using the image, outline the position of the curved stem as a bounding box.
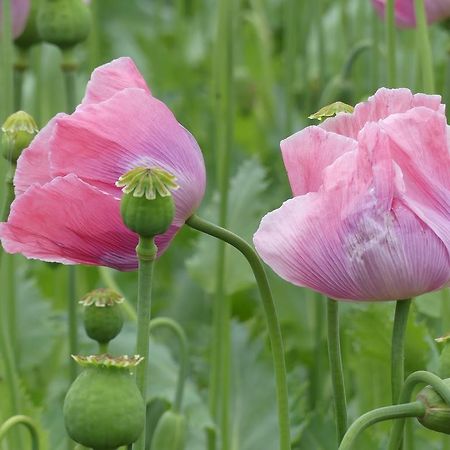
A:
[391,299,411,404]
[414,0,435,92]
[0,415,40,450]
[388,371,450,450]
[327,298,347,444]
[134,237,157,450]
[149,317,189,412]
[386,0,396,86]
[186,214,291,450]
[339,402,425,450]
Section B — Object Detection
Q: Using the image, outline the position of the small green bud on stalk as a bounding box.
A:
[117,167,178,238]
[64,355,145,449]
[37,0,91,49]
[80,288,124,346]
[150,410,187,450]
[1,111,38,163]
[416,378,450,434]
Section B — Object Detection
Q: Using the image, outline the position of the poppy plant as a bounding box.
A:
[0,57,206,270]
[254,88,450,301]
[372,0,450,27]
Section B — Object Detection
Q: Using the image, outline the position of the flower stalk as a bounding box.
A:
[0,415,40,450]
[186,214,291,450]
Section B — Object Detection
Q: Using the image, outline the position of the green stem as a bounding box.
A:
[98,342,108,354]
[0,415,40,450]
[315,0,326,85]
[186,215,291,450]
[149,317,189,412]
[414,0,435,92]
[385,0,396,86]
[338,402,425,450]
[388,370,450,450]
[391,299,412,404]
[327,298,347,444]
[134,237,157,450]
[309,293,324,409]
[283,0,296,135]
[212,0,234,445]
[98,267,138,322]
[1,0,14,121]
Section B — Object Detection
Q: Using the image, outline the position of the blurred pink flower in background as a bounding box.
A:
[0,0,30,38]
[254,88,450,301]
[372,0,450,27]
[0,57,206,270]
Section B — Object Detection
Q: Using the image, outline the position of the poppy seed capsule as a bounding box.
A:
[117,167,178,238]
[417,378,450,434]
[64,355,145,449]
[80,288,124,344]
[37,0,91,49]
[151,410,187,450]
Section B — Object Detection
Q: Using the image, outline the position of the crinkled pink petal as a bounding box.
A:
[14,113,67,196]
[281,126,357,196]
[321,88,444,139]
[0,175,179,270]
[81,57,150,106]
[254,124,450,301]
[372,0,450,27]
[50,87,206,226]
[376,106,450,249]
[0,0,30,38]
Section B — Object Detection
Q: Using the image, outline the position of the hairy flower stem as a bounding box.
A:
[0,415,41,450]
[338,402,425,450]
[327,298,347,444]
[386,0,396,86]
[388,371,450,450]
[414,0,435,92]
[149,318,189,412]
[212,0,234,446]
[186,215,291,450]
[134,237,157,450]
[391,299,412,405]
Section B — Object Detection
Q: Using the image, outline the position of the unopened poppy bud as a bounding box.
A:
[1,111,38,163]
[308,101,354,121]
[64,354,145,449]
[80,288,124,345]
[150,409,187,450]
[117,167,178,238]
[37,0,91,49]
[416,378,450,434]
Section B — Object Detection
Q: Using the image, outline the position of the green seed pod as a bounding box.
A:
[150,410,187,450]
[15,0,43,49]
[37,0,91,49]
[416,378,450,435]
[117,167,178,238]
[64,355,145,449]
[80,288,124,345]
[2,111,38,163]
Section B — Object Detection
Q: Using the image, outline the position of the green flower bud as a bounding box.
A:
[416,378,450,435]
[117,167,178,238]
[1,111,38,163]
[64,355,145,449]
[80,288,124,345]
[151,410,187,450]
[37,0,91,49]
[15,0,43,49]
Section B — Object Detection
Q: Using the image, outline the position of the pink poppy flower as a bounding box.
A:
[254,88,450,301]
[0,57,206,270]
[372,0,450,27]
[0,0,30,38]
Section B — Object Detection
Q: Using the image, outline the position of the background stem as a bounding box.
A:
[327,298,347,444]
